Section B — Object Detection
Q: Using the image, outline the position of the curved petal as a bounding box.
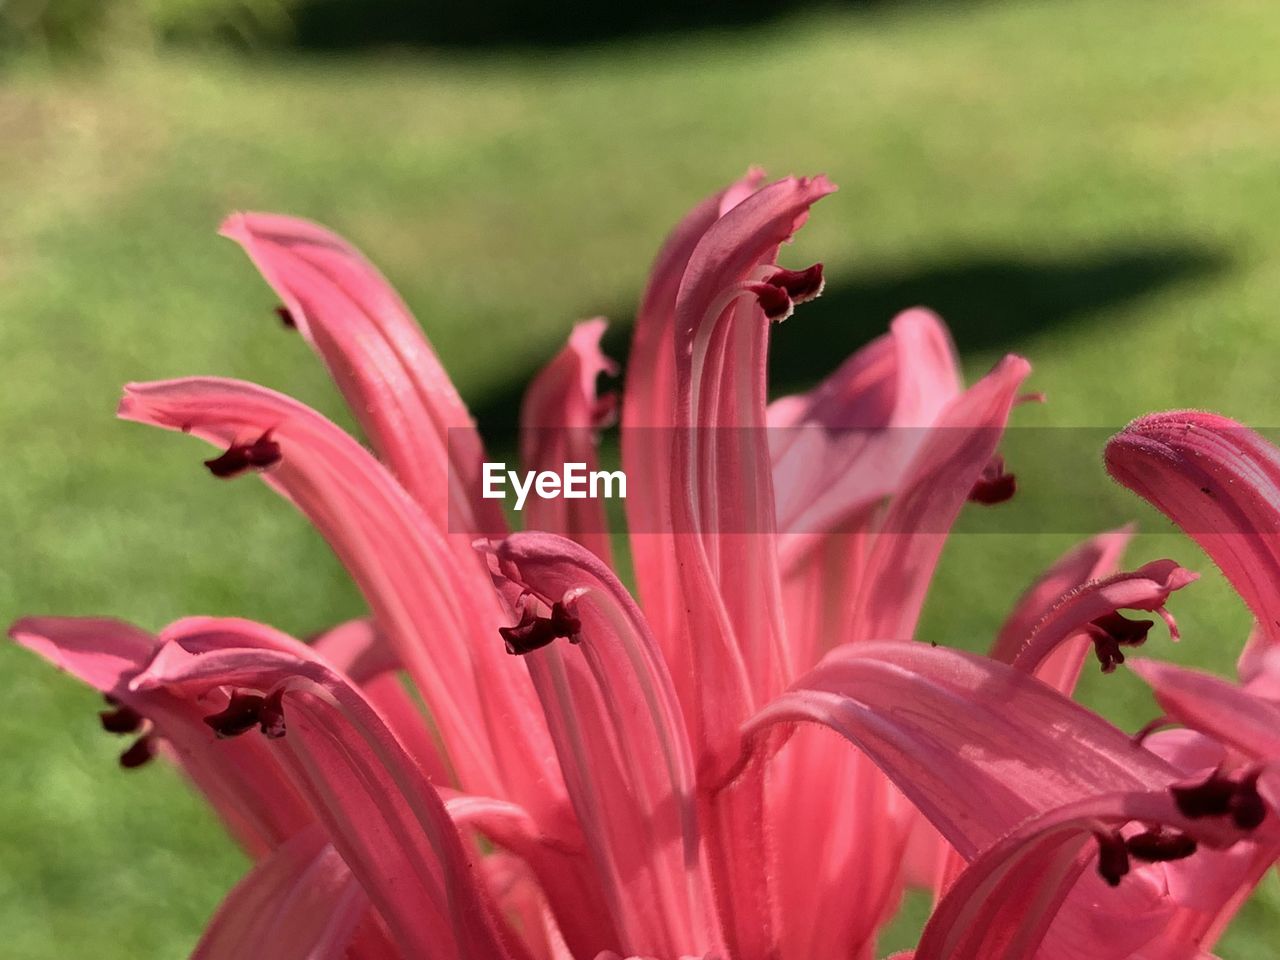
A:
[1105,413,1280,646]
[990,526,1133,691]
[118,377,558,810]
[1010,559,1197,676]
[738,642,1183,859]
[1130,658,1280,760]
[220,212,505,537]
[482,532,724,958]
[8,616,311,857]
[519,318,618,563]
[131,638,528,960]
[622,170,763,684]
[666,174,836,958]
[308,618,450,785]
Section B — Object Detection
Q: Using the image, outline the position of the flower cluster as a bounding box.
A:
[11,172,1280,959]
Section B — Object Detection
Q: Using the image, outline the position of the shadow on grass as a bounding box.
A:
[283,0,856,51]
[471,244,1227,440]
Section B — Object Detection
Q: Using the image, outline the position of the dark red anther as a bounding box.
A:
[1087,611,1153,673]
[747,281,793,321]
[259,688,287,740]
[203,690,286,739]
[1172,769,1239,819]
[204,431,282,479]
[1229,770,1267,829]
[276,306,297,329]
[119,735,156,769]
[1093,611,1153,646]
[500,600,582,656]
[1094,830,1130,887]
[100,704,143,735]
[1126,827,1197,863]
[968,454,1017,505]
[764,263,825,304]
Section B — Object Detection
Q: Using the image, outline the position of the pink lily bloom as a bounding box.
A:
[10,174,1276,960]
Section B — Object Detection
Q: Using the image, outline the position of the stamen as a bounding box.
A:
[746,281,793,322]
[1126,827,1197,863]
[99,704,143,735]
[204,431,282,479]
[500,600,582,656]
[763,263,825,304]
[1171,766,1268,828]
[203,689,287,739]
[1094,829,1130,886]
[275,306,297,329]
[1229,770,1267,830]
[1087,611,1153,673]
[119,734,156,769]
[968,454,1017,505]
[259,689,287,740]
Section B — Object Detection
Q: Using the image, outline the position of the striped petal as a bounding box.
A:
[118,377,559,811]
[131,636,527,960]
[481,532,724,958]
[1106,412,1280,646]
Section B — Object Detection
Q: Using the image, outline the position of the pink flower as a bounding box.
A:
[10,175,1275,959]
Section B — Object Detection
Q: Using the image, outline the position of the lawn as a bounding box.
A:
[3,0,1280,955]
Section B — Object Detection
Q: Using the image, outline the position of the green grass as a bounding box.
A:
[3,0,1280,955]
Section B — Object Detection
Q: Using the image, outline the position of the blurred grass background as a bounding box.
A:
[3,0,1280,955]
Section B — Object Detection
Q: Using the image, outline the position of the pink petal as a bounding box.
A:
[118,377,558,810]
[132,638,527,960]
[220,212,505,537]
[8,615,156,691]
[1009,559,1198,675]
[1106,412,1280,646]
[520,318,618,563]
[621,169,764,720]
[193,825,366,960]
[9,616,311,857]
[666,174,837,728]
[739,642,1182,860]
[1130,658,1280,760]
[482,532,725,958]
[667,174,836,957]
[847,354,1032,643]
